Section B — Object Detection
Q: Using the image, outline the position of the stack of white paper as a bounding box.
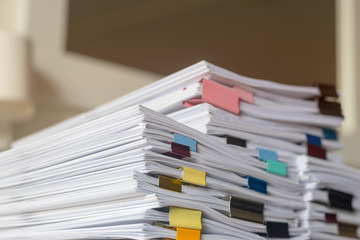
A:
[299,155,360,240]
[0,105,308,239]
[9,61,354,239]
[12,61,342,147]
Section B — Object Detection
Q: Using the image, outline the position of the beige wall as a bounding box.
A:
[0,0,29,35]
[0,0,17,32]
[336,0,360,168]
[67,0,336,87]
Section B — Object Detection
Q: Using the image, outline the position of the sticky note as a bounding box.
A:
[325,213,337,223]
[182,98,205,108]
[306,134,322,147]
[307,144,326,160]
[267,160,287,176]
[202,78,240,114]
[233,86,254,104]
[173,133,197,152]
[169,207,202,230]
[257,148,278,162]
[248,176,267,194]
[181,167,206,186]
[323,128,337,140]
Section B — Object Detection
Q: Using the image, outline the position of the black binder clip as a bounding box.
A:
[328,189,353,211]
[266,221,290,238]
[226,135,247,148]
[228,195,264,223]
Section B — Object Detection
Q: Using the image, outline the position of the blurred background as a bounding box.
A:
[0,0,359,168]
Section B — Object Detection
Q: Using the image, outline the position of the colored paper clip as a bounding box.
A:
[233,86,254,104]
[171,142,191,157]
[159,175,182,193]
[176,228,201,240]
[307,143,326,160]
[169,207,202,230]
[338,222,358,238]
[318,98,343,117]
[257,148,278,162]
[266,221,290,238]
[328,189,354,211]
[318,83,338,98]
[173,133,197,152]
[266,160,287,176]
[306,134,322,147]
[325,213,337,223]
[226,135,247,147]
[201,78,240,114]
[247,176,267,194]
[181,167,206,186]
[323,128,337,140]
[229,195,264,223]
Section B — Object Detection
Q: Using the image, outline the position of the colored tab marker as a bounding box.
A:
[176,228,201,240]
[325,213,337,223]
[307,144,326,160]
[229,196,264,223]
[173,133,197,152]
[306,134,322,147]
[169,207,202,230]
[318,83,338,98]
[248,176,267,194]
[318,98,343,117]
[257,148,278,162]
[226,135,247,148]
[328,189,354,211]
[323,128,337,140]
[171,142,191,157]
[182,98,205,108]
[159,175,182,193]
[181,167,206,186]
[267,160,287,176]
[202,78,240,114]
[233,86,254,104]
[338,222,358,238]
[266,222,290,238]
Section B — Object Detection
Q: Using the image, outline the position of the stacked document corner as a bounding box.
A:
[7,60,359,240]
[1,105,306,240]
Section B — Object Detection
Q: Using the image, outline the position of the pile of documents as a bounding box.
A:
[0,105,307,239]
[305,156,360,239]
[4,61,359,239]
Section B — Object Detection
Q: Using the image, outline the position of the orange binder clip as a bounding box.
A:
[176,227,201,240]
